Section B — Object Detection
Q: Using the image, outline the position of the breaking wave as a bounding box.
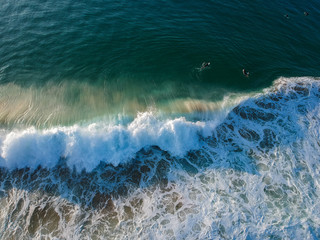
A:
[1,77,320,239]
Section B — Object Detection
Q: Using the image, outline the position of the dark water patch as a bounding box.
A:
[177,157,199,175]
[187,149,214,169]
[238,127,260,142]
[233,106,276,122]
[259,129,278,149]
[254,99,277,110]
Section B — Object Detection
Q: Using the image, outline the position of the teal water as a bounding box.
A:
[1,1,320,239]
[1,0,320,126]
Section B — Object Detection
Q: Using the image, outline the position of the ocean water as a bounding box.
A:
[1,0,320,239]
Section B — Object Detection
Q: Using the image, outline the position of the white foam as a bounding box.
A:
[0,111,224,171]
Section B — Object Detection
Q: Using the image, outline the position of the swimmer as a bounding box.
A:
[200,62,211,71]
[284,14,289,19]
[242,69,249,77]
[304,11,309,16]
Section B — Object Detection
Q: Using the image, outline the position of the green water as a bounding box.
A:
[0,0,319,126]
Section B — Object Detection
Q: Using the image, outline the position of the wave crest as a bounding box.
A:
[1,76,320,172]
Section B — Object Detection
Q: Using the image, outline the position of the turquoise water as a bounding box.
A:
[1,0,320,239]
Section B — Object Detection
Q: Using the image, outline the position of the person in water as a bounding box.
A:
[200,62,210,71]
[304,11,309,16]
[242,69,249,77]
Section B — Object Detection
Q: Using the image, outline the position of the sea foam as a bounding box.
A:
[0,112,221,171]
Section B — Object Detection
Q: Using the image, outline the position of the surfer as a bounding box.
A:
[200,62,210,71]
[242,69,249,77]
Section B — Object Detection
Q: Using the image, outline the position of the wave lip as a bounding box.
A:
[0,112,209,171]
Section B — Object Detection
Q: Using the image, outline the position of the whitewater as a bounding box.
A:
[1,77,320,239]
